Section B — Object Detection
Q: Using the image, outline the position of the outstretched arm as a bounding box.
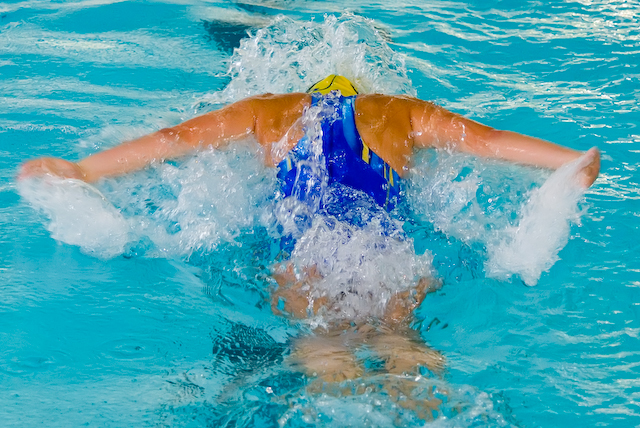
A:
[411,102,600,187]
[19,98,258,182]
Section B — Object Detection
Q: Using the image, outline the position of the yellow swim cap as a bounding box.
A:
[307,74,358,97]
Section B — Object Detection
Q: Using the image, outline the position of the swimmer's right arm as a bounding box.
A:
[18,99,259,182]
[410,101,600,188]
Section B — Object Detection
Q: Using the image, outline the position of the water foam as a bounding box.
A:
[407,149,588,286]
[406,152,484,242]
[289,216,434,322]
[485,156,587,286]
[19,143,277,259]
[199,13,415,106]
[18,177,131,258]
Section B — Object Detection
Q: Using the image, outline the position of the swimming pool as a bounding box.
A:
[1,0,638,426]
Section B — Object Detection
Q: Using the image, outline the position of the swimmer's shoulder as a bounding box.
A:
[244,92,311,113]
[354,94,438,118]
[244,93,310,150]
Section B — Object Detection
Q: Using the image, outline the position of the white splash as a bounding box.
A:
[278,376,511,427]
[140,146,276,256]
[407,149,590,286]
[486,155,587,286]
[18,177,131,258]
[200,13,415,105]
[406,152,483,242]
[289,215,434,322]
[18,144,277,259]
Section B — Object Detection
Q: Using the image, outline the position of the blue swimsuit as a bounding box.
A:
[277,94,402,212]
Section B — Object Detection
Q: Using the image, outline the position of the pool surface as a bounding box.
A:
[1,1,639,427]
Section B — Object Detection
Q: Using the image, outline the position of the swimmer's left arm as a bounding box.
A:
[19,93,311,182]
[410,101,600,188]
[19,99,259,182]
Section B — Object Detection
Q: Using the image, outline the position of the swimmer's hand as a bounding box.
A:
[576,147,600,188]
[18,158,87,181]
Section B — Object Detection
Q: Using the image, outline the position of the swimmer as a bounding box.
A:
[18,75,600,413]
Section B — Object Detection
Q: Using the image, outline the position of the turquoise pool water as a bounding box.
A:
[1,1,639,426]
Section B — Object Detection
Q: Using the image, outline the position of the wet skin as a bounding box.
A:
[20,93,600,186]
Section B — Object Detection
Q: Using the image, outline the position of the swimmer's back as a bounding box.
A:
[247,92,435,175]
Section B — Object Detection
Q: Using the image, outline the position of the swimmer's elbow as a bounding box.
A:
[151,127,202,161]
[458,126,501,157]
[154,99,260,155]
[157,125,205,151]
[155,127,178,142]
[434,112,499,155]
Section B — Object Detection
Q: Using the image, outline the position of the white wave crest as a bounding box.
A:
[485,156,587,286]
[19,144,277,259]
[18,177,131,258]
[407,150,589,286]
[201,13,415,105]
[289,216,434,322]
